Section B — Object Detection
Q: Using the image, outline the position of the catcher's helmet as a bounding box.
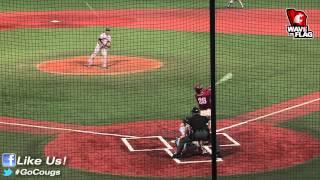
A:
[191,107,200,114]
[194,83,203,94]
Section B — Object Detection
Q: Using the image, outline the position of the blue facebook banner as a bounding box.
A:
[2,153,16,167]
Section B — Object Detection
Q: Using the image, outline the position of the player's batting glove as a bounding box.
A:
[105,42,111,48]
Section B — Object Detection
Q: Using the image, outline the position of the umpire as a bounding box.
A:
[188,107,210,141]
[172,107,210,158]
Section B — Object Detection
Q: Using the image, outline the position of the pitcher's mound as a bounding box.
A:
[37,55,162,75]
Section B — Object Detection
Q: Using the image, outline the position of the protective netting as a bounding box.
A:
[1,0,319,179]
[216,0,320,180]
[0,0,212,180]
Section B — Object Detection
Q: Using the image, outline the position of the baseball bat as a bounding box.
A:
[215,73,233,86]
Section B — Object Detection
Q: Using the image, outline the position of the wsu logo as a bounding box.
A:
[286,9,314,39]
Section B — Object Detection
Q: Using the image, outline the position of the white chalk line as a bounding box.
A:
[2,96,316,163]
[1,97,318,151]
[83,0,99,18]
[0,121,138,138]
[83,1,94,10]
[50,20,61,23]
[0,120,214,163]
[217,97,320,132]
[121,136,174,152]
[122,135,217,163]
[217,132,240,147]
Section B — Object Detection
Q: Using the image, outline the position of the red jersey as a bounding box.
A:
[195,88,211,110]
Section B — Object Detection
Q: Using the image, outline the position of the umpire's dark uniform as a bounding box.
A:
[188,110,221,158]
[187,113,210,141]
[172,107,210,158]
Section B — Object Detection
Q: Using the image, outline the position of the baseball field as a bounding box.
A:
[0,0,319,179]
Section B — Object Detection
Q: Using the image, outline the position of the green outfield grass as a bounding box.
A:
[216,33,320,120]
[0,0,209,11]
[216,33,320,180]
[280,112,320,138]
[3,0,320,11]
[1,30,320,124]
[219,112,320,180]
[0,0,320,179]
[5,0,320,11]
[0,27,210,124]
[215,0,320,9]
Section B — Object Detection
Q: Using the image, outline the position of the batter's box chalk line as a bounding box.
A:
[1,95,318,164]
[120,97,320,164]
[121,136,174,152]
[121,134,239,164]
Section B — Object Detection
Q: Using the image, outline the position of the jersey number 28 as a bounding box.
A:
[198,97,207,105]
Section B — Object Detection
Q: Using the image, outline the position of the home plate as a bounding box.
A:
[50,20,61,23]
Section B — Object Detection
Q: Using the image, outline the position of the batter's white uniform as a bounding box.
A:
[200,109,211,118]
[88,32,112,68]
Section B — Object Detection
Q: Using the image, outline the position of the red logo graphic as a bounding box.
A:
[286,9,313,39]
[286,9,307,27]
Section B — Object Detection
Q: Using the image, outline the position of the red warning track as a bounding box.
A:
[0,9,209,32]
[0,92,319,177]
[1,9,320,36]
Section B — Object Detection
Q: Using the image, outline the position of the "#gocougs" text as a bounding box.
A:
[17,156,67,166]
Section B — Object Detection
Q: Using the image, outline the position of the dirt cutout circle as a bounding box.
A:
[1,90,320,178]
[37,56,162,75]
[42,120,320,177]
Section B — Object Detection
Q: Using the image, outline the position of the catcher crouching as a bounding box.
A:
[172,107,217,159]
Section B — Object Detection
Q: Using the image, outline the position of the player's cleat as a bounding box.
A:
[201,148,208,155]
[216,152,222,159]
[226,0,233,8]
[172,153,181,159]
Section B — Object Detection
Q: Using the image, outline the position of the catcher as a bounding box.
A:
[87,28,112,68]
[172,107,211,159]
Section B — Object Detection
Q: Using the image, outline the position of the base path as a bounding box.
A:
[0,92,319,177]
[37,55,162,75]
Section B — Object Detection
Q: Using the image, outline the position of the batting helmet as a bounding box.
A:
[194,83,203,94]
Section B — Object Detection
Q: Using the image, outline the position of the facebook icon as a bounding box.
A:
[2,153,16,167]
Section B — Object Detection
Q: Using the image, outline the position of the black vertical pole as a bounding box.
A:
[209,0,217,179]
